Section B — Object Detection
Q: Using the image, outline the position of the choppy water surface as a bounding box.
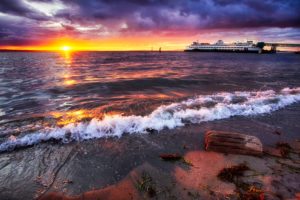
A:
[0,52,300,151]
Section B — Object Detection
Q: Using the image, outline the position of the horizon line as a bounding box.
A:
[0,49,184,52]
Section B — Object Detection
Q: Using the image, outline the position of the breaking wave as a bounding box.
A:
[1,87,300,152]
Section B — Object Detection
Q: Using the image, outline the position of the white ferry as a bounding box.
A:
[185,40,262,53]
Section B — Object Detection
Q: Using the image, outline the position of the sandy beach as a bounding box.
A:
[1,102,299,200]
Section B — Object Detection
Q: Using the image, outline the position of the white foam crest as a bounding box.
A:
[1,87,300,152]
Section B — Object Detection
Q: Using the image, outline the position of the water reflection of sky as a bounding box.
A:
[0,52,299,128]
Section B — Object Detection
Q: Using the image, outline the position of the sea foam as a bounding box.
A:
[1,87,300,152]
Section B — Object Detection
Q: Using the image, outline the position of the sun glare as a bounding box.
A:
[61,46,71,51]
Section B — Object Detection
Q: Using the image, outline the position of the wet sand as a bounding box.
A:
[0,104,300,200]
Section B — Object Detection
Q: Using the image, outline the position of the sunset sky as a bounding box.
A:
[0,0,299,51]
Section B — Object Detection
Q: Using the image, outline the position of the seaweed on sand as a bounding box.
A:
[159,153,193,166]
[217,163,249,182]
[135,171,156,198]
[240,185,264,200]
[218,164,264,200]
[159,153,182,161]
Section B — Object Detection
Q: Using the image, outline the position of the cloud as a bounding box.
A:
[0,0,299,47]
[55,0,300,29]
[0,0,49,20]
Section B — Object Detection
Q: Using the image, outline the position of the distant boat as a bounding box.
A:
[184,40,261,53]
[159,47,161,53]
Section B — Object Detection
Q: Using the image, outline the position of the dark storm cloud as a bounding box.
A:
[56,0,300,29]
[0,17,58,46]
[0,0,49,20]
[0,0,299,46]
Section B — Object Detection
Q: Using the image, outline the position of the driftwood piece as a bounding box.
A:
[205,130,263,156]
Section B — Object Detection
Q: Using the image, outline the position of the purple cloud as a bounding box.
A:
[0,0,299,46]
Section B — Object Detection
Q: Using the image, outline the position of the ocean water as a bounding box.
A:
[0,51,300,152]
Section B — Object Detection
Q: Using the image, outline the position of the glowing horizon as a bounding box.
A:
[0,35,194,51]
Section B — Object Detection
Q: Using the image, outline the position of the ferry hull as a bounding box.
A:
[184,49,260,53]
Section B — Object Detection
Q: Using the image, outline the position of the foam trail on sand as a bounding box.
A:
[1,87,300,152]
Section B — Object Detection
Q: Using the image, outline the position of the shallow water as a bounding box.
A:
[0,52,300,151]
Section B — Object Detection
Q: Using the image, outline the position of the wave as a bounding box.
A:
[1,87,300,152]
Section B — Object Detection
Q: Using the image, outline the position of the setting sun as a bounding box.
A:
[61,46,71,51]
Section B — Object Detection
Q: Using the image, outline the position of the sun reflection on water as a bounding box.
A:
[62,51,72,65]
[51,109,124,126]
[63,79,77,86]
[51,109,94,126]
[59,50,78,86]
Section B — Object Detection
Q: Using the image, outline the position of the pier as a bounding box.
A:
[257,42,300,52]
